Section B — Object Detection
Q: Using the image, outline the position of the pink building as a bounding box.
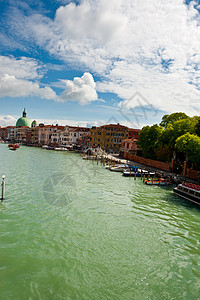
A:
[120,138,142,158]
[78,133,91,149]
[38,124,64,146]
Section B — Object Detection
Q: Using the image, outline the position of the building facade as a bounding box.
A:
[38,124,65,146]
[90,124,130,153]
[69,127,90,146]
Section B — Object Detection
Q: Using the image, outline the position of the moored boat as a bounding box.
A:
[54,147,68,151]
[173,182,200,206]
[123,169,155,177]
[109,164,134,172]
[145,178,172,185]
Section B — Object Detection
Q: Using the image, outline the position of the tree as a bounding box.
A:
[172,117,198,144]
[137,124,163,159]
[195,117,200,137]
[175,133,200,169]
[160,112,189,128]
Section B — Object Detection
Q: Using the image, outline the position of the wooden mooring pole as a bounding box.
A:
[1,175,5,200]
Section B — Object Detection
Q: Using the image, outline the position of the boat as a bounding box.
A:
[109,164,135,172]
[123,169,155,177]
[54,147,68,151]
[42,145,48,149]
[9,146,17,151]
[144,178,172,185]
[173,182,200,206]
[46,146,54,150]
[8,144,19,150]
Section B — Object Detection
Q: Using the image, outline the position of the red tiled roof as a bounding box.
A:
[91,124,141,131]
[100,124,128,129]
[70,127,90,132]
[122,138,138,142]
[129,129,141,132]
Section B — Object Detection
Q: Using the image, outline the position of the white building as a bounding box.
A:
[59,126,77,147]
[69,127,90,145]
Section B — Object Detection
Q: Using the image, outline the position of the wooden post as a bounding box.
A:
[171,158,175,173]
[183,161,187,179]
[1,175,5,200]
[143,174,145,182]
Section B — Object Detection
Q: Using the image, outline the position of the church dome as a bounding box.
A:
[31,120,37,127]
[16,109,31,127]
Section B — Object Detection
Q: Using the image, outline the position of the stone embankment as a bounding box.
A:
[83,148,199,183]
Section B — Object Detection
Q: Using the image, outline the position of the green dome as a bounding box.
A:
[16,108,31,127]
[31,120,37,127]
[16,117,31,127]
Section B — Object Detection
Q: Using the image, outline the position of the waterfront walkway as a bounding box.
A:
[83,148,196,183]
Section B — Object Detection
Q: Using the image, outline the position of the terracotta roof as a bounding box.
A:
[100,124,128,129]
[91,124,141,131]
[70,127,90,132]
[129,129,141,132]
[122,138,138,142]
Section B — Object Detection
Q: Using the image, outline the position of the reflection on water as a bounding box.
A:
[0,144,199,299]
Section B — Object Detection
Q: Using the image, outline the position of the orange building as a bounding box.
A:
[90,123,130,153]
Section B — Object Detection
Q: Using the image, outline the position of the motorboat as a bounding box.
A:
[8,144,19,150]
[173,182,200,206]
[54,147,68,151]
[144,178,172,185]
[123,169,155,177]
[109,164,134,172]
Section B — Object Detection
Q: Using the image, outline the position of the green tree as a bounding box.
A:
[195,117,200,137]
[160,112,189,128]
[137,124,163,159]
[175,133,200,169]
[172,117,198,145]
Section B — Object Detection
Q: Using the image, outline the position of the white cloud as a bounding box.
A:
[0,73,57,100]
[0,56,57,100]
[0,115,17,127]
[3,0,200,114]
[0,56,43,79]
[59,72,98,104]
[36,118,104,127]
[0,56,98,104]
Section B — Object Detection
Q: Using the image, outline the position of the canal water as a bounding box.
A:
[0,144,199,299]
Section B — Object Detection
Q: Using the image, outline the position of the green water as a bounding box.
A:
[0,144,199,300]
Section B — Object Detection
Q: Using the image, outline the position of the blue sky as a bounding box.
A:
[0,0,200,128]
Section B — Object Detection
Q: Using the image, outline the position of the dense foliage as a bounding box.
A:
[137,112,200,170]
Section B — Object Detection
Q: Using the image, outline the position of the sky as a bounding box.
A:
[0,0,200,128]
